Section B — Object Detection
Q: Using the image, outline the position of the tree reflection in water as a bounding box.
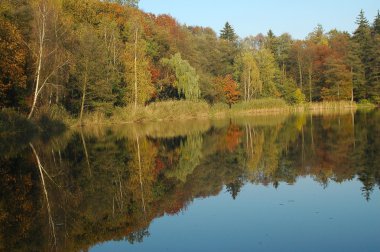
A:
[0,109,379,251]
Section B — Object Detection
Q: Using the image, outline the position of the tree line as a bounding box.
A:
[1,0,379,119]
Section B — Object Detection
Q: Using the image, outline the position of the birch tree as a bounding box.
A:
[124,27,153,108]
[28,0,68,119]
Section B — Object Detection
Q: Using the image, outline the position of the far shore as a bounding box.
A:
[71,100,375,127]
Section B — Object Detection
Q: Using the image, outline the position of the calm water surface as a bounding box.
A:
[1,110,379,251]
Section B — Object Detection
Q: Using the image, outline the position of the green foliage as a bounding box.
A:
[220,22,237,43]
[254,48,279,97]
[161,53,201,101]
[165,134,203,182]
[71,24,117,115]
[289,88,306,105]
[235,51,262,100]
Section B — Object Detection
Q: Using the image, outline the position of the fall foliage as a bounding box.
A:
[222,75,240,108]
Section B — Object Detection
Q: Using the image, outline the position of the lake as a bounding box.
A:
[1,109,379,252]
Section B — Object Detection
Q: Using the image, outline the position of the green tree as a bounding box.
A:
[369,13,380,103]
[322,56,352,101]
[74,25,116,121]
[372,10,380,35]
[265,29,278,55]
[352,10,372,99]
[254,48,279,97]
[220,22,237,43]
[161,53,201,101]
[236,51,262,100]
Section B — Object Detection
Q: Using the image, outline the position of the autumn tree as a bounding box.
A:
[26,0,70,119]
[125,26,154,108]
[0,17,27,108]
[208,76,227,104]
[222,75,240,108]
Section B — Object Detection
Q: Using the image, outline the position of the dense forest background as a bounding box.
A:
[1,0,379,119]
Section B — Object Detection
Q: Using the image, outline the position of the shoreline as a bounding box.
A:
[73,100,375,127]
[1,100,376,132]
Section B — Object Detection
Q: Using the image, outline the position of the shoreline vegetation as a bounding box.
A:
[73,99,377,126]
[1,99,376,134]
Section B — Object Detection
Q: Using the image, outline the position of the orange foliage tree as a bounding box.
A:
[222,75,240,108]
[0,18,27,108]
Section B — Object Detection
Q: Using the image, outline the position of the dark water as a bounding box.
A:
[1,110,380,252]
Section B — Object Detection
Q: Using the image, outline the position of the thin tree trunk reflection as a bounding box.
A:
[135,133,147,218]
[29,143,57,247]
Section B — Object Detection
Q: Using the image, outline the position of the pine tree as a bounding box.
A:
[265,29,277,55]
[348,41,366,101]
[352,10,372,99]
[372,10,380,35]
[220,22,237,43]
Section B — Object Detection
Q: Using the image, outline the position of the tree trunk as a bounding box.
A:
[134,28,138,111]
[28,4,46,119]
[248,65,251,100]
[308,66,312,103]
[244,79,247,102]
[298,56,303,91]
[351,67,354,103]
[79,62,88,125]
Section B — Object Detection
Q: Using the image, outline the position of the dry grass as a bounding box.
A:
[71,99,373,126]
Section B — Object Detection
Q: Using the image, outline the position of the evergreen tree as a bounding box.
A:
[372,10,380,35]
[352,10,372,99]
[220,22,237,43]
[348,41,366,100]
[369,11,380,103]
[265,29,277,55]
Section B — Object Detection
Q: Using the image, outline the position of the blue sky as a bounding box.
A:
[139,0,379,39]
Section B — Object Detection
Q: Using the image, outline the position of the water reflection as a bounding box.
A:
[0,110,379,251]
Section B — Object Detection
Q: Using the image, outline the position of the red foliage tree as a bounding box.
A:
[222,75,240,108]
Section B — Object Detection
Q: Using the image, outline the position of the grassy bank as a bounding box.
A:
[75,99,372,126]
[2,99,375,131]
[0,108,67,155]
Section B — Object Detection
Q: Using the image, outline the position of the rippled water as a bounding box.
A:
[1,110,379,252]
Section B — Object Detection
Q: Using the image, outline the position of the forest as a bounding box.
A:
[0,0,380,123]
